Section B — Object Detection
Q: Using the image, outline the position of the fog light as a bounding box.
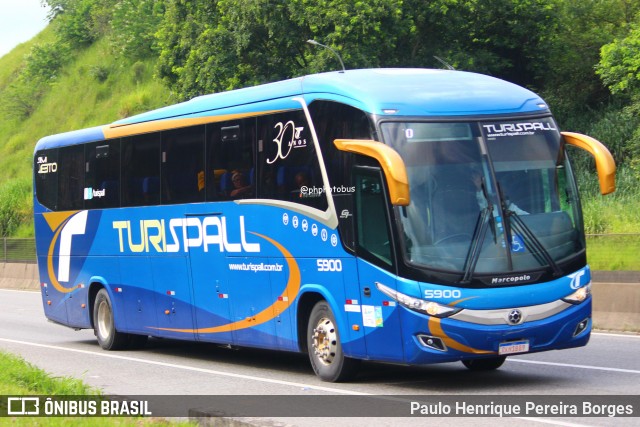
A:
[418,335,447,351]
[573,317,589,336]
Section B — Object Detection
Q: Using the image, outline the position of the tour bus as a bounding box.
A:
[34,68,615,382]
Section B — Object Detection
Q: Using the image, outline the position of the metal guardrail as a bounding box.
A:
[0,235,638,269]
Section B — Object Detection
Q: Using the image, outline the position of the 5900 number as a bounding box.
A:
[317,259,343,272]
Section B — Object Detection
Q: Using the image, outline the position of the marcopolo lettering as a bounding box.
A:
[113,215,261,254]
[491,274,532,284]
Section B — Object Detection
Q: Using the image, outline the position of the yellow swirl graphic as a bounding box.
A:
[45,212,82,294]
[428,316,495,354]
[153,232,301,334]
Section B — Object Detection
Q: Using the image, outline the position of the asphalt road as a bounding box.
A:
[1,289,638,426]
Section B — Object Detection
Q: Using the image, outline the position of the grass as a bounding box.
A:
[0,26,169,238]
[0,351,191,425]
[586,235,640,271]
[577,166,640,235]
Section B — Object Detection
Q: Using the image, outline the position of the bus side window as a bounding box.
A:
[355,168,393,268]
[85,140,120,209]
[34,148,59,211]
[121,133,161,207]
[206,120,256,201]
[257,110,328,210]
[162,125,205,204]
[57,144,84,211]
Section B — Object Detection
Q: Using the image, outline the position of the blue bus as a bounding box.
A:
[34,69,615,382]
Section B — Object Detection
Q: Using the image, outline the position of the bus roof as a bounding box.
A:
[36,68,548,150]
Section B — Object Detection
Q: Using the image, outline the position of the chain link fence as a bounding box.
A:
[0,236,638,270]
[0,238,37,263]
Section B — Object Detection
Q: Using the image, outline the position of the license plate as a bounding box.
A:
[499,340,530,355]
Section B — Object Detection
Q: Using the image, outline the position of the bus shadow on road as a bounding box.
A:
[78,336,567,391]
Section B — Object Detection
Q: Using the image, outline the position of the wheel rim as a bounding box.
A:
[311,316,338,366]
[97,299,112,341]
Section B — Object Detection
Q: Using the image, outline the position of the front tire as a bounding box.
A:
[307,301,359,382]
[462,356,506,371]
[93,288,129,350]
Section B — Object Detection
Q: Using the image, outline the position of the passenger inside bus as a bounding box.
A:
[229,170,253,199]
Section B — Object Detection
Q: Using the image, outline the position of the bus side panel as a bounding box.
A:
[338,257,367,358]
[66,256,122,329]
[269,257,296,351]
[227,256,277,349]
[151,255,195,340]
[356,259,405,363]
[38,255,68,326]
[118,256,158,335]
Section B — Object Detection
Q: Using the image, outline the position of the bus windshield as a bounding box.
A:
[381,117,584,281]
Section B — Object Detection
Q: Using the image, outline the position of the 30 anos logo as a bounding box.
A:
[266,120,307,164]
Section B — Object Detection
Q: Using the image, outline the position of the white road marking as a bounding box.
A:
[591,332,640,339]
[0,337,368,395]
[0,336,612,426]
[508,358,640,374]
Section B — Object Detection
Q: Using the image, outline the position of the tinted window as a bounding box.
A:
[85,140,120,209]
[309,101,372,188]
[355,169,392,268]
[34,149,59,210]
[206,120,255,200]
[257,110,328,210]
[121,133,161,206]
[162,126,205,204]
[57,144,84,211]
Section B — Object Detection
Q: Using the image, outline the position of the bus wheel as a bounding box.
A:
[93,289,129,350]
[307,301,359,382]
[462,356,506,371]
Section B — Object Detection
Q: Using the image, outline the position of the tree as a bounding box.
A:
[598,20,640,96]
[110,0,165,59]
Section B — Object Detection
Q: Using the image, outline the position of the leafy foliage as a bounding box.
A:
[1,0,637,235]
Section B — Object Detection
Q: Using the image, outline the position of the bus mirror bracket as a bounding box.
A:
[333,139,410,206]
[561,132,616,195]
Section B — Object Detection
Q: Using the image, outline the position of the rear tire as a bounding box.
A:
[307,301,359,382]
[462,356,506,371]
[93,288,129,350]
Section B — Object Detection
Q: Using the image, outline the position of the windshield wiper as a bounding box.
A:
[506,211,562,276]
[460,180,492,284]
[495,182,563,277]
[460,207,491,284]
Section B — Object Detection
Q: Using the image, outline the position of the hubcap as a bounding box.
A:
[97,300,112,341]
[312,316,338,365]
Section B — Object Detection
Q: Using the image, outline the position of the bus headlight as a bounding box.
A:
[376,282,462,318]
[562,283,592,304]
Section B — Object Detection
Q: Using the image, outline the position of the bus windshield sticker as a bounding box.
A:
[482,122,557,139]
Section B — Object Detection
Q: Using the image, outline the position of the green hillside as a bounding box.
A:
[0,26,168,237]
[1,0,640,239]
